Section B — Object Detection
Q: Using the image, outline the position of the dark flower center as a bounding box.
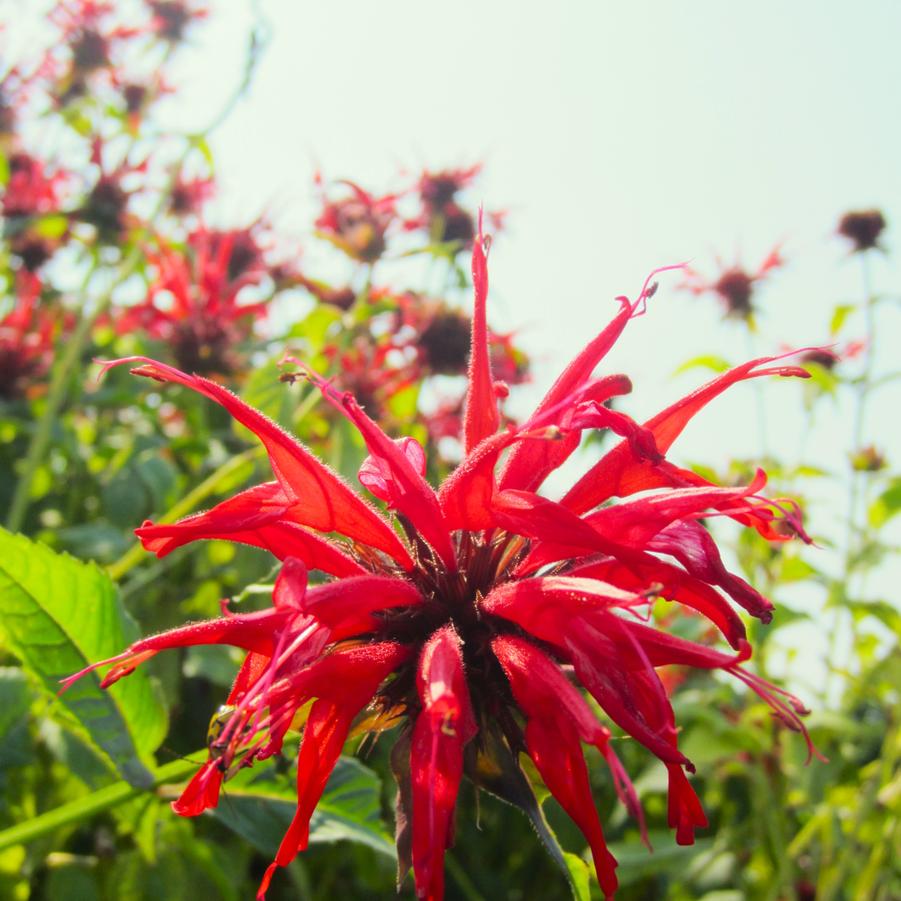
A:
[714,269,754,317]
[419,310,472,374]
[71,29,109,72]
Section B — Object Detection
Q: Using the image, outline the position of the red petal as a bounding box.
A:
[359,437,427,504]
[569,554,747,649]
[300,575,423,640]
[647,520,774,621]
[499,374,634,493]
[410,626,476,901]
[667,764,707,845]
[462,212,499,454]
[308,372,456,571]
[171,760,224,816]
[481,575,643,647]
[438,429,522,531]
[259,642,411,897]
[272,558,308,611]
[563,619,691,768]
[561,354,811,514]
[580,474,765,548]
[492,635,618,899]
[100,357,412,568]
[136,484,368,578]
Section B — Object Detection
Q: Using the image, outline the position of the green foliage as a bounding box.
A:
[0,528,166,786]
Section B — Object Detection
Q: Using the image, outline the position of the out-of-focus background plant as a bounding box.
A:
[0,2,898,900]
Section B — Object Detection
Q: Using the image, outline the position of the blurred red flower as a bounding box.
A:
[116,226,271,373]
[0,275,61,398]
[315,180,398,263]
[681,247,784,320]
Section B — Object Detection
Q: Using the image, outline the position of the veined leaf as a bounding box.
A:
[0,528,167,787]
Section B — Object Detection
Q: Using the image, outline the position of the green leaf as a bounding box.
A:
[211,756,394,859]
[33,214,69,240]
[468,730,585,899]
[0,528,167,787]
[778,556,820,583]
[869,477,901,528]
[830,303,855,336]
[674,356,732,375]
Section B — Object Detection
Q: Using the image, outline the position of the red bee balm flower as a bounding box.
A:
[68,223,819,900]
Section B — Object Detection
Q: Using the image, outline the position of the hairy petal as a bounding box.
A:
[499,374,634,494]
[410,626,476,901]
[259,642,411,898]
[561,354,811,514]
[462,213,499,454]
[100,357,412,568]
[308,373,456,571]
[492,635,618,899]
[137,483,368,578]
[300,575,424,640]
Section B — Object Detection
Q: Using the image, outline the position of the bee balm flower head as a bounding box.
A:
[68,218,818,900]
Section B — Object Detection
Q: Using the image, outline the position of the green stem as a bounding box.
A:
[828,251,878,697]
[0,755,197,853]
[5,244,145,533]
[106,445,264,582]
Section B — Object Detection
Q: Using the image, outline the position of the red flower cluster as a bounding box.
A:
[68,226,817,899]
[405,165,503,252]
[314,181,398,263]
[116,226,272,374]
[0,275,60,399]
[2,151,71,272]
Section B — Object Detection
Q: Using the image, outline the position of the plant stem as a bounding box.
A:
[827,251,878,699]
[0,755,197,853]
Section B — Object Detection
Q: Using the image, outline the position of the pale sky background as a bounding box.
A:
[9,1,901,692]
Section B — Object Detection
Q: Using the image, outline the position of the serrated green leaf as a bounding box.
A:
[211,756,394,859]
[0,528,167,787]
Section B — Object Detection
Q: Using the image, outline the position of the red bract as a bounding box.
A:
[70,225,819,900]
[116,226,270,374]
[681,247,784,320]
